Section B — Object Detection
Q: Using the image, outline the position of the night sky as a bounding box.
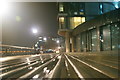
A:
[2,2,58,47]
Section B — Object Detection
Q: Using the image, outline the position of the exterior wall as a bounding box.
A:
[73,8,120,53]
[58,2,120,53]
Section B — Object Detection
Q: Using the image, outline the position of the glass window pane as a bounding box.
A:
[81,32,87,52]
[100,25,111,51]
[111,23,120,50]
[91,29,97,52]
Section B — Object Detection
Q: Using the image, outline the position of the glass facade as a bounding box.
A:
[100,23,120,51]
[91,29,97,52]
[76,22,120,52]
[100,25,111,51]
[79,29,97,52]
[80,32,87,52]
[111,23,120,50]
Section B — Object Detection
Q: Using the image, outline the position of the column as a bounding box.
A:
[71,37,75,52]
[65,31,70,53]
[97,27,100,52]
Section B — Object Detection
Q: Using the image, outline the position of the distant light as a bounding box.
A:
[32,28,38,34]
[74,12,78,15]
[114,2,119,9]
[35,44,38,47]
[56,40,60,43]
[100,4,103,9]
[43,37,47,41]
[115,4,119,8]
[39,40,42,42]
[58,47,61,49]
[0,0,10,16]
[39,37,42,39]
[80,9,83,12]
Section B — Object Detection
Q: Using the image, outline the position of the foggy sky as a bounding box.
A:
[2,2,58,47]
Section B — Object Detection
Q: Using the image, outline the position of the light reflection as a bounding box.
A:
[33,74,39,78]
[28,67,33,70]
[39,56,43,61]
[53,59,55,61]
[57,55,61,59]
[43,67,50,74]
[26,58,30,65]
[41,61,44,63]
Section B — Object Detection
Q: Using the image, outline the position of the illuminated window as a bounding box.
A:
[59,17,64,22]
[74,17,81,22]
[70,17,85,29]
[59,17,65,29]
[59,4,64,12]
[81,17,85,23]
[79,12,84,15]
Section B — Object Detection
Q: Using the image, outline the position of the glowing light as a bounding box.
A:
[32,28,38,34]
[43,37,47,41]
[33,74,39,78]
[35,44,38,47]
[0,0,10,16]
[58,47,61,49]
[56,40,60,43]
[114,2,119,8]
[26,58,30,64]
[57,55,61,59]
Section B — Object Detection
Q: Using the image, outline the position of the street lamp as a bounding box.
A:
[32,28,38,34]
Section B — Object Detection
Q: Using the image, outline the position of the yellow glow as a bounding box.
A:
[59,4,64,12]
[82,17,85,23]
[74,17,81,22]
[80,12,84,15]
[0,0,10,16]
[70,17,85,29]
[59,17,64,22]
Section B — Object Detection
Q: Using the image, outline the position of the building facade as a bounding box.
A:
[57,2,120,52]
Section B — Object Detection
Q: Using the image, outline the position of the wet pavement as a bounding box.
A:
[0,53,119,79]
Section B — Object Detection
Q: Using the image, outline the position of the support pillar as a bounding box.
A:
[97,27,100,52]
[71,37,75,52]
[65,32,70,53]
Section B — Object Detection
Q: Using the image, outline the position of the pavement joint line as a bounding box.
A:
[65,60,69,71]
[87,59,119,70]
[0,58,47,72]
[73,55,119,70]
[65,54,85,80]
[47,54,62,78]
[0,54,59,78]
[101,59,119,64]
[72,55,119,69]
[18,54,60,79]
[65,60,71,76]
[68,54,114,78]
[0,59,39,78]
